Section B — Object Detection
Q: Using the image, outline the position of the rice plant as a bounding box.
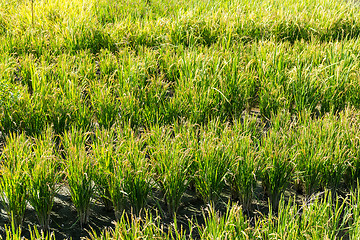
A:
[149,125,192,216]
[108,157,127,220]
[62,127,95,227]
[116,127,152,215]
[298,191,349,239]
[256,47,291,119]
[227,133,258,211]
[89,82,120,129]
[4,220,22,240]
[260,112,296,209]
[123,153,152,215]
[91,127,116,211]
[29,226,56,240]
[27,127,60,231]
[316,113,350,192]
[0,132,31,227]
[4,222,56,240]
[342,109,360,187]
[349,184,360,239]
[293,120,324,196]
[198,203,252,239]
[87,210,166,240]
[0,167,28,228]
[194,121,231,205]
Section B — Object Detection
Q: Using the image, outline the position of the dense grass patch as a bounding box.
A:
[1,0,360,238]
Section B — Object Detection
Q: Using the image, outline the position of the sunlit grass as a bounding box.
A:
[2,0,360,238]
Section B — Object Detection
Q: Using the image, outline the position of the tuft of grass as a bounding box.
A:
[62,127,95,227]
[27,127,60,231]
[149,125,192,216]
[260,112,296,209]
[0,132,31,227]
[115,126,152,215]
[198,203,252,239]
[194,121,231,205]
[91,127,116,211]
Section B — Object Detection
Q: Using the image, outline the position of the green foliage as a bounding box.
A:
[63,127,95,227]
[198,203,252,239]
[2,0,360,238]
[226,118,259,211]
[27,127,60,231]
[0,133,31,227]
[149,125,192,215]
[194,121,231,205]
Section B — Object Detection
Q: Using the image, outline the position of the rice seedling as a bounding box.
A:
[349,183,360,239]
[315,114,350,192]
[148,125,192,216]
[168,215,193,240]
[26,127,60,231]
[341,110,360,187]
[217,115,260,211]
[198,203,252,239]
[87,210,166,240]
[89,82,120,129]
[298,191,349,239]
[171,121,199,192]
[256,190,350,239]
[227,133,258,211]
[287,60,321,114]
[256,46,291,119]
[4,222,56,240]
[0,168,28,228]
[0,132,32,227]
[318,44,356,113]
[105,126,138,220]
[293,115,324,196]
[254,196,300,239]
[194,121,231,205]
[3,220,22,240]
[107,156,127,220]
[115,126,152,215]
[0,75,20,118]
[62,127,95,227]
[260,112,296,209]
[123,151,152,215]
[29,226,56,240]
[91,127,116,210]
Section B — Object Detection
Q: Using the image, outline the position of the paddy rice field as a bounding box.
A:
[1,0,360,239]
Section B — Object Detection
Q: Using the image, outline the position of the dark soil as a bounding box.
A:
[0,179,314,240]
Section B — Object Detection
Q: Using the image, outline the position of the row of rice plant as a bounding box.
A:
[2,38,360,136]
[0,127,59,231]
[2,0,360,55]
[82,188,360,239]
[6,188,360,239]
[61,108,357,220]
[1,108,359,232]
[5,188,360,239]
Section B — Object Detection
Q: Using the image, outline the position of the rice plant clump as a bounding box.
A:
[0,133,31,227]
[149,125,192,216]
[194,121,231,205]
[63,127,95,227]
[91,128,116,211]
[26,127,60,231]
